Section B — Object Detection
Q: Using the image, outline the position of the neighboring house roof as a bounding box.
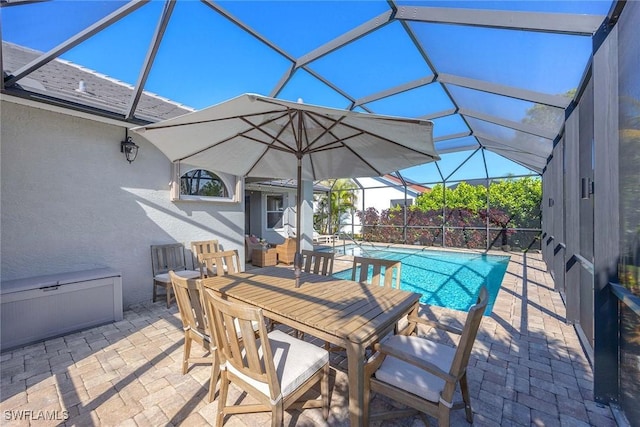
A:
[2,42,194,123]
[355,175,430,198]
[380,174,430,195]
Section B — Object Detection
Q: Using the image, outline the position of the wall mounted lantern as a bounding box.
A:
[581,177,594,199]
[120,134,139,164]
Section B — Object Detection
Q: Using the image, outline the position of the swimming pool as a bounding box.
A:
[326,245,509,314]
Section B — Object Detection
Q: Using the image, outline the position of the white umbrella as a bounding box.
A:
[132,93,439,254]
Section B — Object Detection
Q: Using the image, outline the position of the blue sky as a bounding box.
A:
[2,0,613,183]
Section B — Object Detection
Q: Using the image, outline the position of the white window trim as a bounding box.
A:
[170,162,242,203]
[265,193,285,230]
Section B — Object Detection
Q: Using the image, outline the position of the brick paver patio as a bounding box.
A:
[0,251,617,426]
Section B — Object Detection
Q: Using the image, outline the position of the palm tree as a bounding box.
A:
[314,179,358,235]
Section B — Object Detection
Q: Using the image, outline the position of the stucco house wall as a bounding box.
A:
[345,176,421,235]
[244,186,297,244]
[354,176,419,213]
[0,99,245,307]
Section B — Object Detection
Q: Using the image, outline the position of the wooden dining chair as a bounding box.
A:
[296,250,335,341]
[198,249,241,278]
[191,239,220,277]
[352,256,402,289]
[168,271,218,380]
[151,243,201,307]
[301,249,335,275]
[363,287,489,426]
[201,287,330,426]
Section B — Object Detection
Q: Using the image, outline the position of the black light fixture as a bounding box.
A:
[120,131,139,164]
[581,177,594,199]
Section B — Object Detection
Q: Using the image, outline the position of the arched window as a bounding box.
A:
[171,164,239,203]
[180,169,229,197]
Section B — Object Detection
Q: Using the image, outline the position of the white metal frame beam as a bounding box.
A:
[439,73,571,108]
[354,76,435,106]
[395,5,603,35]
[460,107,559,140]
[4,0,149,87]
[296,10,394,68]
[201,0,295,62]
[125,0,175,120]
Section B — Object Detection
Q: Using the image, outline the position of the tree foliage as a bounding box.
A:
[360,177,542,249]
[314,179,358,234]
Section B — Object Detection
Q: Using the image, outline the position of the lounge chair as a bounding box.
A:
[244,235,263,262]
[276,238,296,264]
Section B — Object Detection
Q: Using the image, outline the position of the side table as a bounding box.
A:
[252,248,278,267]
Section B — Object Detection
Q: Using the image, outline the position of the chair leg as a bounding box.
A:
[166,283,172,308]
[216,372,229,427]
[271,401,284,427]
[153,282,158,303]
[182,333,191,375]
[321,363,329,420]
[438,404,451,427]
[208,352,220,403]
[460,373,473,422]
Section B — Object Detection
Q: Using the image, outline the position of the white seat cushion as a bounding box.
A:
[226,329,328,399]
[374,335,456,403]
[154,269,201,283]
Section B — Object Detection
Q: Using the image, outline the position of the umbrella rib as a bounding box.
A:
[301,111,347,154]
[143,109,284,130]
[176,125,293,162]
[244,112,298,177]
[166,110,297,161]
[304,110,438,160]
[239,115,297,153]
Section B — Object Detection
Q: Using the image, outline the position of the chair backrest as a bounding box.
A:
[301,250,335,276]
[276,238,297,264]
[351,256,401,289]
[169,271,207,335]
[451,286,488,375]
[201,287,280,398]
[199,249,242,277]
[245,235,262,250]
[191,240,220,275]
[151,243,188,276]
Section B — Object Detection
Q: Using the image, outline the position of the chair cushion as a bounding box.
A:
[226,329,328,399]
[154,270,201,283]
[374,335,456,403]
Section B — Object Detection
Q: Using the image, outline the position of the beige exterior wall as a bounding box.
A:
[0,100,245,307]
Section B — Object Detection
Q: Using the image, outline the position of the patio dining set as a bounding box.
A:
[153,239,488,427]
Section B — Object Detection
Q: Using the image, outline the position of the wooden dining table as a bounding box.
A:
[198,266,421,427]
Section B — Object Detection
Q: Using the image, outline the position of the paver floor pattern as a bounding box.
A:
[0,252,617,426]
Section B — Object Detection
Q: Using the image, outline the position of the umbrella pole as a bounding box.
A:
[295,156,303,255]
[294,156,303,287]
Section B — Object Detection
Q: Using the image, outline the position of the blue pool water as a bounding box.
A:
[327,245,509,314]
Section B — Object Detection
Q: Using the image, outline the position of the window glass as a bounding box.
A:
[391,199,413,208]
[266,195,284,229]
[181,170,229,197]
